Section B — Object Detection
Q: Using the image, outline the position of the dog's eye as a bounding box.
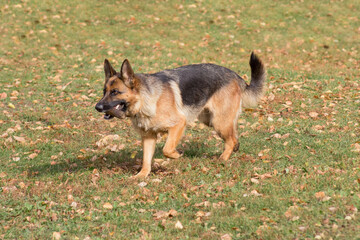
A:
[110,90,120,96]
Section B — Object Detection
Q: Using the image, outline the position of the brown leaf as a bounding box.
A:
[51,213,58,221]
[309,112,319,118]
[182,193,191,201]
[175,220,183,229]
[271,133,282,138]
[96,134,121,148]
[256,224,269,236]
[221,234,232,240]
[28,153,38,159]
[13,136,26,143]
[139,229,151,240]
[259,173,272,179]
[195,211,206,217]
[284,206,299,218]
[315,191,326,200]
[138,182,147,187]
[168,209,178,217]
[352,143,360,152]
[153,210,169,220]
[103,202,113,210]
[0,92,7,99]
[250,190,263,197]
[251,178,260,184]
[212,202,226,208]
[52,232,61,240]
[194,201,211,208]
[67,195,74,203]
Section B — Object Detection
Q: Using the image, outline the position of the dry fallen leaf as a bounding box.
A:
[70,202,77,209]
[130,151,137,159]
[259,173,272,179]
[8,103,15,109]
[51,213,58,222]
[13,136,26,143]
[314,191,331,201]
[175,220,184,229]
[284,205,299,218]
[194,201,211,208]
[212,202,226,208]
[153,210,169,220]
[250,190,263,197]
[52,232,61,240]
[195,211,205,217]
[138,182,147,187]
[0,92,7,99]
[251,178,260,184]
[28,153,38,159]
[96,134,121,148]
[103,202,113,210]
[139,229,151,240]
[168,209,178,217]
[315,191,326,200]
[182,193,191,201]
[351,143,360,152]
[309,112,319,118]
[221,234,232,240]
[271,133,282,139]
[329,207,337,212]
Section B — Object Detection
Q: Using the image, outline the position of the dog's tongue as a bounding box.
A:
[104,113,114,120]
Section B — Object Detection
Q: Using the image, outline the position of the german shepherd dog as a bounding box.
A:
[95,52,266,179]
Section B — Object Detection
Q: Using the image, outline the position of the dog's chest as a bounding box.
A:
[131,115,152,131]
[131,112,178,133]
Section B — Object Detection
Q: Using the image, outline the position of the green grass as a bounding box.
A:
[1,0,360,239]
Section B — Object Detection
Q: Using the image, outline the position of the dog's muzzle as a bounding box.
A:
[95,100,127,120]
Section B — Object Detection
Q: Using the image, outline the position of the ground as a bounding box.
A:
[0,0,359,239]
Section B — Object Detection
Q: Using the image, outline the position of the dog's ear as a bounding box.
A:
[120,59,135,88]
[104,59,116,81]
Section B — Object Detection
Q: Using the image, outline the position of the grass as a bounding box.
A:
[1,0,360,239]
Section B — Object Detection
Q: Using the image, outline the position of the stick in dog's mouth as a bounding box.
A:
[103,102,127,120]
[104,113,114,120]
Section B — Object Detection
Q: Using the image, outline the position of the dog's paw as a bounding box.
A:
[163,149,183,159]
[130,171,150,180]
[218,153,231,161]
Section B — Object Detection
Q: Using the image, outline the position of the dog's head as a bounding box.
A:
[95,59,139,120]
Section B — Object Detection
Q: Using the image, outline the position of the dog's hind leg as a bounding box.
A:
[133,132,157,179]
[213,119,238,161]
[207,81,241,161]
[163,117,186,159]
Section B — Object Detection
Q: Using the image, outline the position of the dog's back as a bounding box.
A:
[138,53,265,123]
[150,64,245,107]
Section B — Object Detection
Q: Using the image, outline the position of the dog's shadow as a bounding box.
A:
[27,140,218,178]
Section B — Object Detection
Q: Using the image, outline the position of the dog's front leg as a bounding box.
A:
[163,118,186,159]
[133,132,157,179]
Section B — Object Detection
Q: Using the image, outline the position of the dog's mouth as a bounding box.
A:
[104,113,114,120]
[103,101,127,120]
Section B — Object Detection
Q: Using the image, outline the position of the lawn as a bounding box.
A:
[0,0,359,239]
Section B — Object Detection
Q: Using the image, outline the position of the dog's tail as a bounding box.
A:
[242,52,266,108]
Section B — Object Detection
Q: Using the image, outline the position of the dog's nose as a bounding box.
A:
[95,103,104,112]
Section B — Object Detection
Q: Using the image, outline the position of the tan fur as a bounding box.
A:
[132,83,183,132]
[242,70,266,108]
[201,80,242,160]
